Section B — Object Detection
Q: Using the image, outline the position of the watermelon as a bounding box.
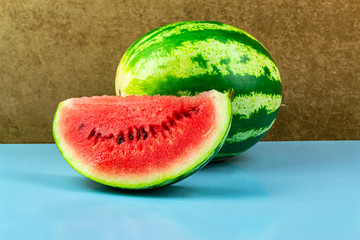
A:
[53,90,232,189]
[115,21,282,159]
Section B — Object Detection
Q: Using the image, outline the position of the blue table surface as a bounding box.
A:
[1,141,360,240]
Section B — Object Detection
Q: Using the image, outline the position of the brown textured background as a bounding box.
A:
[1,0,359,143]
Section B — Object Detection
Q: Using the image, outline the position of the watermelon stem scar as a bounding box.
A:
[53,90,232,189]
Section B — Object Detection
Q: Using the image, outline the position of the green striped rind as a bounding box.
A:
[215,132,267,159]
[121,21,263,70]
[115,21,282,159]
[53,91,232,189]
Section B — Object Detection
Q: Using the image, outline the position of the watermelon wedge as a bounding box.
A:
[53,90,232,189]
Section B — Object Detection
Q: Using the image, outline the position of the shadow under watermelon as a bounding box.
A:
[85,154,267,199]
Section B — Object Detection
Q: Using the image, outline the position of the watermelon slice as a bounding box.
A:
[53,90,232,189]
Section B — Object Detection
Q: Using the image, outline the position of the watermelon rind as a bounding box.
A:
[115,21,282,160]
[53,90,232,189]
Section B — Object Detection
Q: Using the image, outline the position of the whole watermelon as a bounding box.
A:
[115,21,282,160]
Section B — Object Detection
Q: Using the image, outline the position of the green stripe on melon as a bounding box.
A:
[115,21,282,160]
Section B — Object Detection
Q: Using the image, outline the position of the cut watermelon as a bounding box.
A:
[53,90,232,189]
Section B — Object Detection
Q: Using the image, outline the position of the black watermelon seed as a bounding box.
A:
[88,128,96,139]
[140,127,148,140]
[117,135,124,145]
[173,111,182,120]
[161,121,170,131]
[149,124,156,136]
[167,116,176,126]
[127,128,134,141]
[136,129,141,140]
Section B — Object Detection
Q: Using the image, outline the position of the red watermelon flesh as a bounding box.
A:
[53,90,232,189]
